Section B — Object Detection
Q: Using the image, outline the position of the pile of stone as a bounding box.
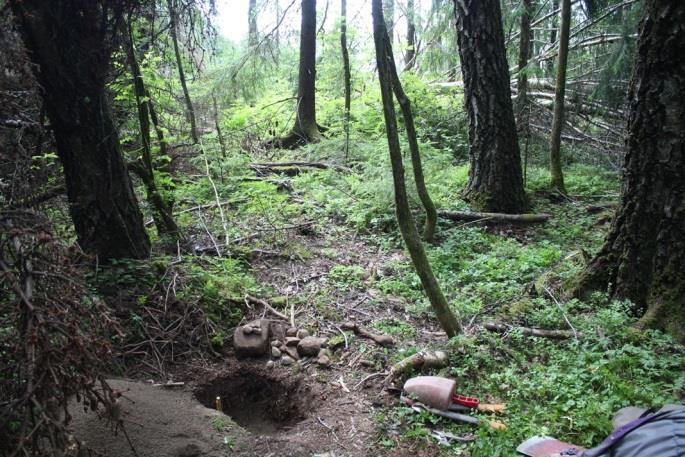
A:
[233,319,331,367]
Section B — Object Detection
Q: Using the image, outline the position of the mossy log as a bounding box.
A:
[438,210,550,223]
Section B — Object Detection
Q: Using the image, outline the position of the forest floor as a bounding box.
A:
[71,138,684,457]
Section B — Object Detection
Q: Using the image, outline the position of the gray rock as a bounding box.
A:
[296,329,310,339]
[285,337,300,347]
[316,348,332,367]
[242,325,253,335]
[266,360,275,369]
[297,336,328,357]
[286,327,298,337]
[233,319,270,358]
[271,347,282,358]
[174,443,204,457]
[271,339,282,348]
[282,345,300,360]
[281,355,295,365]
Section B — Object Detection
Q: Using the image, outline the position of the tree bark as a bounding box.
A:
[212,93,227,157]
[126,22,179,239]
[168,0,199,144]
[573,0,685,342]
[372,0,462,337]
[385,41,438,242]
[383,0,394,42]
[248,0,258,47]
[340,0,352,157]
[453,0,528,213]
[548,0,570,194]
[404,0,416,71]
[548,0,559,74]
[516,0,532,125]
[11,0,150,260]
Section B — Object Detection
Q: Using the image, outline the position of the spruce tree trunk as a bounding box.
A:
[516,0,532,123]
[168,0,199,144]
[126,24,179,239]
[453,0,528,213]
[383,0,394,42]
[291,0,321,143]
[548,0,570,194]
[248,0,258,47]
[11,0,150,260]
[404,0,416,71]
[340,0,352,156]
[372,0,461,337]
[574,0,685,342]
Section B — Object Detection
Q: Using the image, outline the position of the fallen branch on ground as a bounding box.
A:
[250,161,350,175]
[586,202,617,213]
[438,210,550,223]
[244,295,289,321]
[384,350,449,387]
[484,322,582,339]
[342,322,394,347]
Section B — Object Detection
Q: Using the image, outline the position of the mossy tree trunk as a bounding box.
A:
[574,0,685,342]
[168,0,199,144]
[372,0,462,337]
[11,0,151,261]
[453,0,528,213]
[404,0,416,71]
[548,0,570,195]
[384,40,438,243]
[126,21,179,240]
[248,0,258,47]
[340,0,352,157]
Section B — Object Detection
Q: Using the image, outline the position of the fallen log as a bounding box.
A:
[437,210,550,223]
[586,202,617,213]
[384,350,449,386]
[341,322,394,347]
[484,322,581,339]
[250,161,350,176]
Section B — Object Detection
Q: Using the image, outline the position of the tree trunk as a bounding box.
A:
[284,0,321,145]
[573,0,685,342]
[453,0,528,213]
[212,93,227,158]
[383,0,394,42]
[385,41,438,242]
[126,22,179,239]
[548,0,559,74]
[548,0,570,194]
[168,0,199,144]
[340,0,352,157]
[248,0,258,47]
[404,0,416,71]
[516,0,532,124]
[11,0,150,260]
[372,0,462,337]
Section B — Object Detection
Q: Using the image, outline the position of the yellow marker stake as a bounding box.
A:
[215,396,223,412]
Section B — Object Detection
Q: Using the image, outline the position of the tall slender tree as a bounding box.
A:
[248,0,258,47]
[271,0,321,147]
[548,0,570,194]
[10,0,150,260]
[168,0,199,144]
[404,0,416,71]
[372,0,461,337]
[125,21,179,239]
[340,0,352,156]
[453,0,528,213]
[574,0,685,342]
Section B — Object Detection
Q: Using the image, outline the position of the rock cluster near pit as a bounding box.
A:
[233,319,331,367]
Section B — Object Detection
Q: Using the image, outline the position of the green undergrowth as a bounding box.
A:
[124,82,680,456]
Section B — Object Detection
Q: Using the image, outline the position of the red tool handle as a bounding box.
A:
[452,393,479,408]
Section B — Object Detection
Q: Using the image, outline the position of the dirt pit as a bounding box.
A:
[194,368,315,435]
